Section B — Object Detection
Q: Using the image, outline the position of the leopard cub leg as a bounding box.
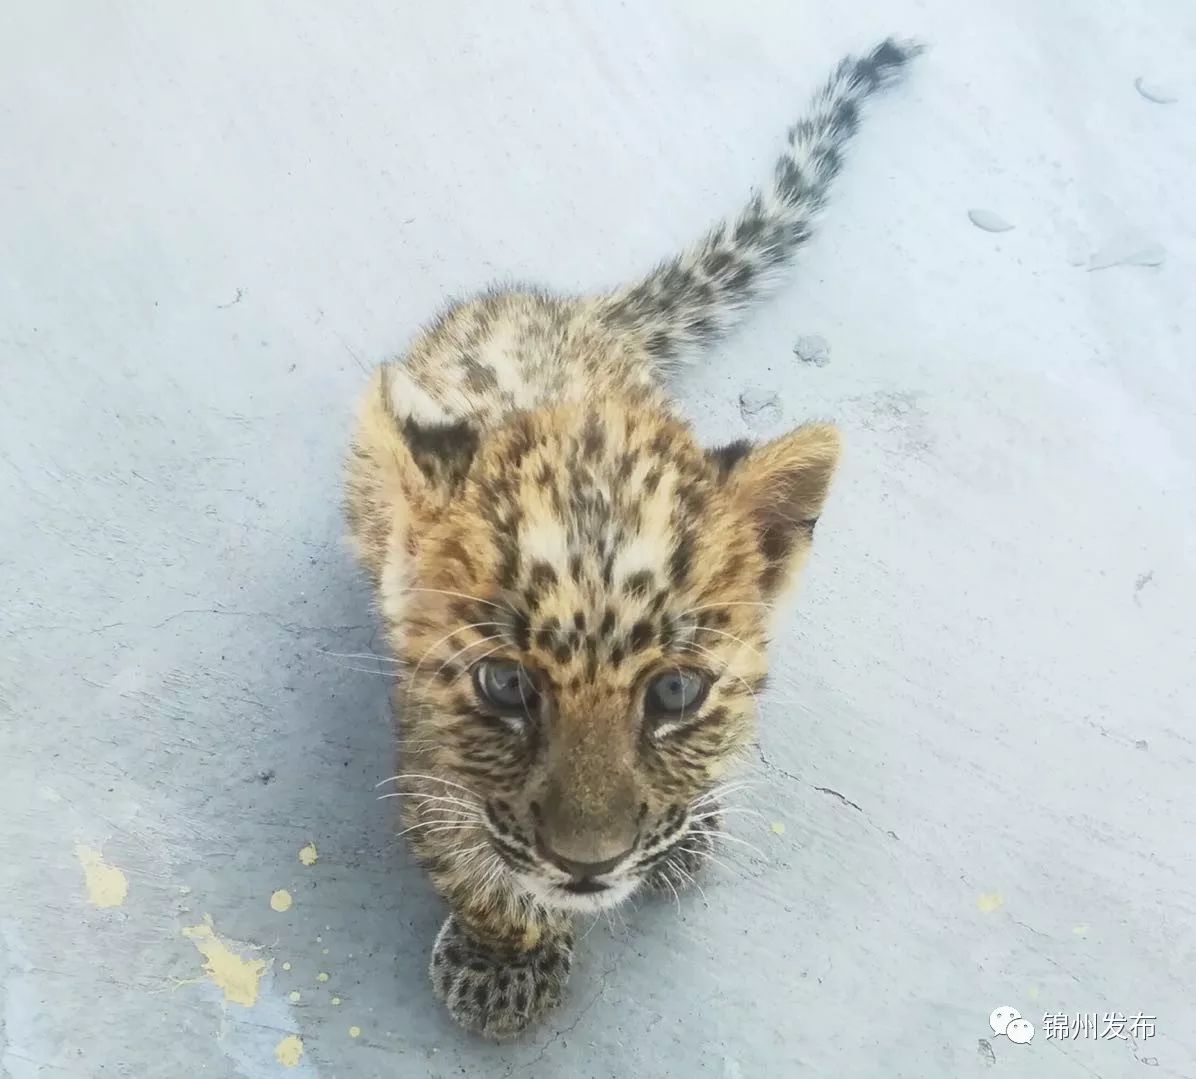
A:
[429,904,574,1040]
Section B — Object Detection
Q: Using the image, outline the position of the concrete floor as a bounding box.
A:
[2,2,1194,1077]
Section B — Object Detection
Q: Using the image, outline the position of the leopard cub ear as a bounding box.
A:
[711,423,842,593]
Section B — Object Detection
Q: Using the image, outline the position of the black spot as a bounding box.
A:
[669,531,694,586]
[474,982,489,1007]
[572,611,586,631]
[707,440,751,478]
[728,262,755,291]
[775,158,805,203]
[703,249,733,276]
[646,330,672,358]
[529,561,557,590]
[734,211,767,245]
[623,570,654,598]
[510,609,531,651]
[629,620,654,652]
[609,646,625,667]
[401,418,479,488]
[461,355,498,392]
[834,98,859,135]
[440,538,476,575]
[642,467,661,495]
[581,414,605,459]
[601,554,614,589]
[599,608,616,638]
[514,990,528,1013]
[495,535,520,590]
[536,462,554,489]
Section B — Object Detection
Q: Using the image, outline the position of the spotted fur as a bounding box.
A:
[344,38,919,1039]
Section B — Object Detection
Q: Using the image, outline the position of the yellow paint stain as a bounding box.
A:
[274,1035,304,1067]
[348,1026,361,1039]
[270,889,293,913]
[317,972,330,983]
[331,996,342,1006]
[1072,924,1089,937]
[1028,986,1040,1001]
[288,991,301,1003]
[322,948,329,955]
[977,892,1004,913]
[282,962,292,971]
[770,821,785,836]
[299,843,319,866]
[75,844,129,908]
[181,916,267,1007]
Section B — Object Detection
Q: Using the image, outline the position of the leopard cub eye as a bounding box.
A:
[472,659,539,718]
[644,669,710,720]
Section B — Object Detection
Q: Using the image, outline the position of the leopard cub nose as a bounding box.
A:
[536,836,634,879]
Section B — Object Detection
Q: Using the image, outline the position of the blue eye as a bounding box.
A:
[473,660,539,715]
[645,670,709,716]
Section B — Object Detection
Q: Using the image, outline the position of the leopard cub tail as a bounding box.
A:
[599,37,922,368]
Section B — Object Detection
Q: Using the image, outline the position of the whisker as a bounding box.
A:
[426,632,507,687]
[375,774,483,800]
[660,871,682,916]
[692,625,765,660]
[680,845,745,881]
[688,828,767,860]
[402,621,503,704]
[690,807,762,823]
[315,647,400,663]
[684,600,774,616]
[395,588,514,615]
[672,862,708,906]
[377,792,480,813]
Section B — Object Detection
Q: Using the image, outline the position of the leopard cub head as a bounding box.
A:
[350,374,840,911]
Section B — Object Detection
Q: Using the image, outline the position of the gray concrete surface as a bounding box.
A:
[2,2,1194,1077]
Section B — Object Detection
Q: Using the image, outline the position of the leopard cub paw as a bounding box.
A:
[428,915,573,1040]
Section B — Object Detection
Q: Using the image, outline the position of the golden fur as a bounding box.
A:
[343,38,918,1038]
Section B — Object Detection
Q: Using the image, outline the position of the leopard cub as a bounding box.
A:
[345,38,920,1038]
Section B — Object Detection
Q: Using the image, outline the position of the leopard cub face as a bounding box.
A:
[350,380,839,912]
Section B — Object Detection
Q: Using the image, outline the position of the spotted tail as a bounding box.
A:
[599,37,922,367]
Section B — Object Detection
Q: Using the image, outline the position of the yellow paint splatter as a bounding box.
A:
[274,1035,304,1067]
[270,889,293,913]
[317,972,330,983]
[977,892,1004,913]
[331,996,342,1006]
[322,948,329,955]
[299,843,319,866]
[74,844,129,908]
[1072,924,1089,937]
[181,916,267,1007]
[288,991,301,1003]
[770,821,785,836]
[282,962,292,971]
[348,1026,361,1039]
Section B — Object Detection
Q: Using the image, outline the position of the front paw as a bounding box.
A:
[428,915,573,1040]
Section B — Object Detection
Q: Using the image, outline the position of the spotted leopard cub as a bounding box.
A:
[345,39,919,1038]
